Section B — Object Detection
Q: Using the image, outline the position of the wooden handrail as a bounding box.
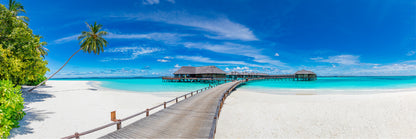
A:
[62,83,220,139]
[209,78,263,139]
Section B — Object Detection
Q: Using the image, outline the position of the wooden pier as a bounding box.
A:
[99,81,240,138]
[162,77,234,83]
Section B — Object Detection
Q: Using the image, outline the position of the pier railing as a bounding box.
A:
[61,83,220,139]
[208,78,263,139]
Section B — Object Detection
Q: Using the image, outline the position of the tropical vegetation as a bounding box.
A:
[0,80,25,138]
[0,2,49,85]
[0,0,48,137]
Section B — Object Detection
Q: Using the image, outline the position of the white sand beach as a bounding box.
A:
[10,81,179,139]
[216,88,416,138]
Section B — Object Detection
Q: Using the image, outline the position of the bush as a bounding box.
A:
[0,80,25,138]
[25,74,47,86]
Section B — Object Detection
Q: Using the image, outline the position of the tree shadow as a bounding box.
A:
[9,86,55,137]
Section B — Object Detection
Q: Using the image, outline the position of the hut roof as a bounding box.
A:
[174,66,226,75]
[295,69,316,75]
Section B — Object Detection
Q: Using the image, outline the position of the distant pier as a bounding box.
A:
[164,66,317,83]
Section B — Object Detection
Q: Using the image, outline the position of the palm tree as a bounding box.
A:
[28,22,108,92]
[8,0,29,22]
[34,35,48,58]
[36,41,48,58]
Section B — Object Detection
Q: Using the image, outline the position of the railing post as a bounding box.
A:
[146,109,149,116]
[75,132,80,139]
[185,95,187,99]
[176,97,178,103]
[116,121,122,130]
[164,102,167,109]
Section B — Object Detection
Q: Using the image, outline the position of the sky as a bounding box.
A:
[1,0,415,77]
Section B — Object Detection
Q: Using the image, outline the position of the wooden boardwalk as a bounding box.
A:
[99,81,239,138]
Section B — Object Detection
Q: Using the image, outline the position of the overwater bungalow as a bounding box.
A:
[294,69,317,81]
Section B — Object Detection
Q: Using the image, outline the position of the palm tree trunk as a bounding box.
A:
[28,48,83,92]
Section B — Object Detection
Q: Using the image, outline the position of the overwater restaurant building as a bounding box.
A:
[173,66,227,78]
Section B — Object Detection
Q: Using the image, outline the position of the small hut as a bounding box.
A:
[294,69,317,81]
[174,66,226,78]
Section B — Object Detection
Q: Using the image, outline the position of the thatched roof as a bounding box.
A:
[295,69,316,75]
[174,66,226,74]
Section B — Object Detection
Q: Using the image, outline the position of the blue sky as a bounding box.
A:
[2,0,415,77]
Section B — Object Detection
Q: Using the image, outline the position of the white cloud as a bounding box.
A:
[157,59,170,62]
[118,11,257,41]
[176,55,250,65]
[174,64,181,68]
[407,50,415,56]
[103,47,161,61]
[184,42,285,66]
[163,56,174,59]
[106,32,184,42]
[53,34,79,44]
[303,60,416,76]
[274,53,279,56]
[311,55,360,65]
[143,0,174,5]
[228,66,252,72]
[53,32,185,44]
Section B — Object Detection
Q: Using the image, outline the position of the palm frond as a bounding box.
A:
[78,22,108,55]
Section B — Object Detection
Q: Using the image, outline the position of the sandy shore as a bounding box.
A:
[216,88,416,138]
[10,81,179,139]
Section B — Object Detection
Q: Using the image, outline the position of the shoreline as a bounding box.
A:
[216,87,416,138]
[10,80,176,138]
[240,86,416,95]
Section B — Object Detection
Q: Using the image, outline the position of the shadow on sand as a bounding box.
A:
[9,86,55,138]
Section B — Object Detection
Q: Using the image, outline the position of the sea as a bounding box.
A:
[52,76,416,94]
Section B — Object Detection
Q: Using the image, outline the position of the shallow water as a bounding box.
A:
[243,76,416,90]
[52,78,212,93]
[52,76,416,93]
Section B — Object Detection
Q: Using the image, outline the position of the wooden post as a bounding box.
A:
[191,92,193,96]
[116,121,121,130]
[176,97,178,103]
[185,95,187,99]
[164,102,166,109]
[146,109,149,116]
[111,111,117,121]
[75,132,80,139]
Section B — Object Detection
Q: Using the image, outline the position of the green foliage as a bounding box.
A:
[25,74,47,86]
[78,22,108,55]
[0,80,25,138]
[0,4,49,85]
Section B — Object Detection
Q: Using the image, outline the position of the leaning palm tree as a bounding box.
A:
[8,0,29,22]
[29,22,108,92]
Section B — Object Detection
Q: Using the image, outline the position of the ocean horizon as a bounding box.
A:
[51,76,416,93]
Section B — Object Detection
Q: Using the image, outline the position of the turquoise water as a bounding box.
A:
[242,76,416,90]
[52,76,416,92]
[52,78,212,92]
